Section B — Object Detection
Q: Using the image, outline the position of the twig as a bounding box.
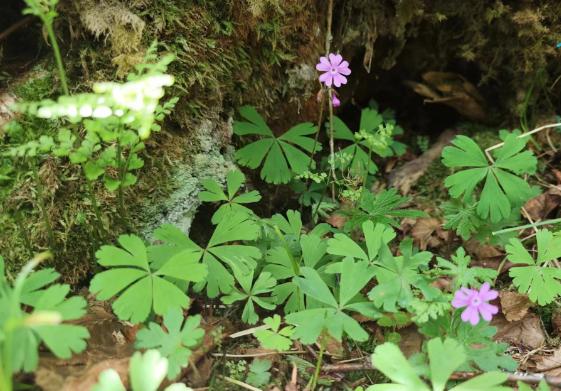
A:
[484,122,561,163]
[492,217,561,236]
[220,376,262,391]
[228,324,269,338]
[210,350,306,358]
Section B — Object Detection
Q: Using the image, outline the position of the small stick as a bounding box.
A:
[484,122,561,162]
[210,351,306,358]
[492,217,561,236]
[220,376,262,391]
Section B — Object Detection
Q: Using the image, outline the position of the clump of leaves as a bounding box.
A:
[369,338,509,390]
[89,233,207,323]
[92,349,192,391]
[135,309,204,379]
[198,169,261,224]
[286,259,380,343]
[234,106,321,184]
[442,133,538,222]
[0,254,89,391]
[506,229,561,305]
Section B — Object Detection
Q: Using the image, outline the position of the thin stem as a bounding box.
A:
[44,21,69,95]
[327,88,336,200]
[484,122,561,163]
[492,217,561,236]
[310,334,327,391]
[115,139,131,229]
[31,162,56,252]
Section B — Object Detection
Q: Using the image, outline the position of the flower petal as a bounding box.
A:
[316,61,331,72]
[479,283,498,301]
[478,303,498,321]
[461,306,480,325]
[329,53,343,66]
[333,74,347,87]
[338,61,351,75]
[452,290,470,308]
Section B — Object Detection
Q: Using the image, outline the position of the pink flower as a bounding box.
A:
[451,282,498,325]
[316,53,351,88]
[332,94,340,107]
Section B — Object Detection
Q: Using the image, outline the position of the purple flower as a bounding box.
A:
[332,94,340,107]
[316,53,351,88]
[451,282,499,325]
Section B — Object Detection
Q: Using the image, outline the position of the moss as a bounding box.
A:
[12,65,55,101]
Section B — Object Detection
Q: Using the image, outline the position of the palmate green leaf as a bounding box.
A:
[506,230,561,305]
[368,338,509,391]
[368,239,433,312]
[254,315,294,351]
[153,213,261,298]
[1,255,89,374]
[327,221,395,264]
[234,106,320,184]
[198,170,261,224]
[264,232,328,313]
[286,260,380,343]
[135,309,204,380]
[436,247,497,290]
[246,359,272,387]
[442,134,538,222]
[221,265,277,324]
[89,233,208,323]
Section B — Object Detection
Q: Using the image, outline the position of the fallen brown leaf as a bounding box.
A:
[535,347,561,377]
[398,326,424,357]
[524,187,561,221]
[326,212,346,229]
[285,364,299,391]
[411,218,449,250]
[492,312,546,350]
[465,239,503,260]
[500,291,532,322]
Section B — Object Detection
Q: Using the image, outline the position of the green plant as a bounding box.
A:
[23,0,69,94]
[254,315,294,351]
[436,247,497,290]
[198,169,261,224]
[442,133,538,223]
[506,229,561,305]
[286,259,380,344]
[89,233,207,323]
[0,253,89,391]
[332,107,404,176]
[92,349,192,391]
[135,309,204,380]
[221,265,277,325]
[369,338,509,390]
[234,106,321,184]
[340,188,425,231]
[246,359,272,387]
[150,214,261,298]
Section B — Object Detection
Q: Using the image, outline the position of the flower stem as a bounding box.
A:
[44,21,69,95]
[327,88,337,200]
[310,334,327,391]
